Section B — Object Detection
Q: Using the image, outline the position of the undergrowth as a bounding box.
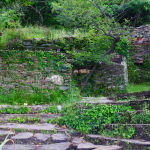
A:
[0,85,81,105]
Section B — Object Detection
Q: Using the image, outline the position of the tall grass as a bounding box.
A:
[0,83,81,105]
[0,25,89,49]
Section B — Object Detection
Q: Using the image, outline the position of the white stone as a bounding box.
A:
[49,75,63,85]
[57,105,62,111]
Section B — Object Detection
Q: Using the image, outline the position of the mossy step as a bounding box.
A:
[0,114,61,123]
[0,123,68,132]
[86,134,150,150]
[94,124,150,141]
[0,105,49,112]
[87,134,150,146]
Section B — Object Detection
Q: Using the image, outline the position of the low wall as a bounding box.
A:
[0,38,127,93]
[0,50,71,92]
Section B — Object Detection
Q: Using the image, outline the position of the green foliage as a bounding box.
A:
[7,116,40,123]
[0,0,30,9]
[0,84,81,105]
[50,103,133,133]
[0,29,25,49]
[0,7,22,30]
[0,106,31,114]
[20,0,58,26]
[115,36,129,58]
[41,106,59,114]
[112,0,150,27]
[128,55,150,84]
[127,83,150,93]
[99,125,135,139]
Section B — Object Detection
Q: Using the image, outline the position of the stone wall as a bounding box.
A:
[129,24,150,64]
[0,50,71,92]
[0,38,127,93]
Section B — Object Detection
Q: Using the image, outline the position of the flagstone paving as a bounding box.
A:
[1,96,150,150]
[11,132,33,140]
[51,133,68,143]
[34,133,50,141]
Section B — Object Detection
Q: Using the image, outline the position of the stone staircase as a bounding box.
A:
[1,96,150,150]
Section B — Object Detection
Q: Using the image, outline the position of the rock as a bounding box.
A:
[72,137,86,147]
[73,70,78,74]
[77,142,122,150]
[11,132,33,140]
[2,144,35,150]
[76,142,95,150]
[59,86,70,90]
[57,105,62,111]
[36,142,72,150]
[26,79,33,85]
[34,133,50,141]
[51,133,68,143]
[2,143,72,150]
[0,57,2,64]
[79,69,90,74]
[93,145,122,150]
[0,130,15,135]
[49,75,63,85]
[0,123,56,131]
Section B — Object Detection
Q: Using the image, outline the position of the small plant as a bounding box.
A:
[0,106,31,114]
[0,132,15,150]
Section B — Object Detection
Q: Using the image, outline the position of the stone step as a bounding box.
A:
[93,124,150,141]
[80,98,150,110]
[0,128,122,150]
[81,97,114,104]
[87,134,150,146]
[0,114,61,123]
[0,123,68,132]
[0,105,49,112]
[2,142,72,150]
[2,143,122,150]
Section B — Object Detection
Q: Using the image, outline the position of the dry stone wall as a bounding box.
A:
[0,49,71,92]
[0,37,128,93]
[129,24,150,64]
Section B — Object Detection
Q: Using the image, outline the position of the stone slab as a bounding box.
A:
[81,97,114,104]
[36,142,72,150]
[77,142,122,150]
[34,133,50,141]
[93,145,122,150]
[87,134,150,146]
[11,132,33,140]
[2,142,71,150]
[0,130,14,135]
[2,144,35,150]
[0,105,49,112]
[0,114,60,122]
[0,123,56,131]
[72,137,86,147]
[51,133,68,143]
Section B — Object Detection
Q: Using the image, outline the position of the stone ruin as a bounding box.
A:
[0,24,149,93]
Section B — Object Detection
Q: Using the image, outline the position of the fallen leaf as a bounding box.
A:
[80,137,84,139]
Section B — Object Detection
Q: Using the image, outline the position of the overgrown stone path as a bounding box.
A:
[1,96,150,149]
[0,123,122,150]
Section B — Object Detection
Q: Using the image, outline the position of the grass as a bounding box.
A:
[0,25,89,49]
[127,83,150,93]
[0,83,82,105]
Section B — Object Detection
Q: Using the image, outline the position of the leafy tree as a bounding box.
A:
[112,0,150,27]
[52,0,129,93]
[20,0,58,26]
[0,0,30,8]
